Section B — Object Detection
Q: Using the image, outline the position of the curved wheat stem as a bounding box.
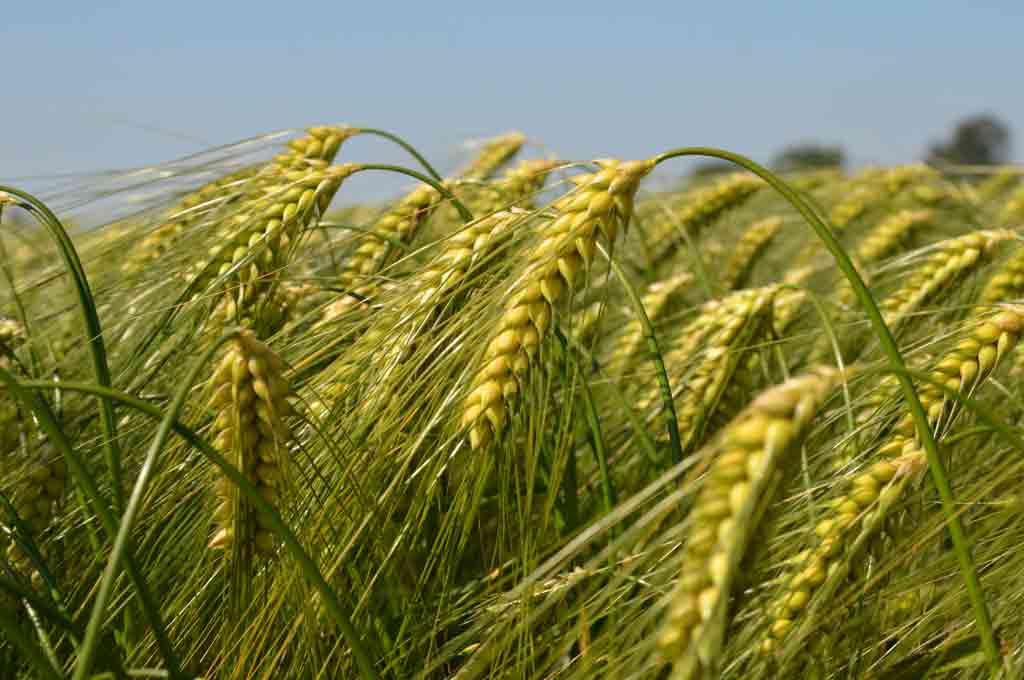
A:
[658,367,844,679]
[612,272,695,370]
[461,159,654,449]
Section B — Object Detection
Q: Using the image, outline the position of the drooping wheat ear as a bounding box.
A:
[415,210,524,305]
[635,286,773,417]
[878,229,1014,333]
[828,164,936,229]
[999,185,1024,225]
[979,244,1024,305]
[208,330,293,557]
[215,126,355,225]
[976,166,1022,202]
[613,272,695,369]
[651,172,764,264]
[671,286,779,457]
[720,216,783,291]
[122,166,260,274]
[219,163,356,327]
[0,398,21,455]
[276,125,355,167]
[455,132,527,181]
[821,209,936,343]
[762,308,1024,656]
[333,135,528,311]
[657,367,844,679]
[461,159,655,449]
[363,210,528,373]
[471,159,559,216]
[855,209,934,264]
[5,444,67,590]
[787,168,843,192]
[204,164,358,330]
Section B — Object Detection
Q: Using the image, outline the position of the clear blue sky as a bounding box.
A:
[3,2,1022,190]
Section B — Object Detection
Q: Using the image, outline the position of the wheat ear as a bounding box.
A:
[461,159,654,449]
[670,286,779,457]
[208,331,293,557]
[122,166,259,274]
[762,307,1024,655]
[650,173,764,265]
[828,164,935,229]
[720,216,783,291]
[658,367,844,679]
[878,229,1014,333]
[219,164,358,330]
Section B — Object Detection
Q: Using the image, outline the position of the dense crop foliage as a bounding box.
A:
[1,126,1024,679]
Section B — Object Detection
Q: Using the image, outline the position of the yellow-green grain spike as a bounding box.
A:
[208,330,293,558]
[658,367,845,679]
[720,216,783,291]
[461,159,655,449]
[762,307,1024,657]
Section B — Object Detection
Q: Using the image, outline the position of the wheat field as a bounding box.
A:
[2,125,1024,679]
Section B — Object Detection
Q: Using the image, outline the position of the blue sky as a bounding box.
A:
[3,2,1022,194]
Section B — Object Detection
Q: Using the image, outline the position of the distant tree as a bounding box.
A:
[772,143,845,172]
[927,114,1012,166]
[690,160,735,179]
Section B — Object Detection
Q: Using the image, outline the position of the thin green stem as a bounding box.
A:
[353,128,444,182]
[598,244,684,465]
[0,186,124,510]
[354,164,475,223]
[652,146,1002,675]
